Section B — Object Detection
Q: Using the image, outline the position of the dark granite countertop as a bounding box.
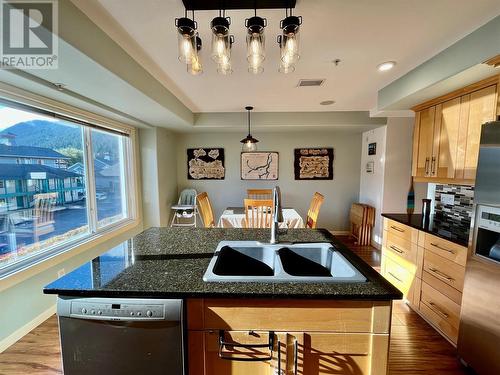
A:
[43,228,402,300]
[382,213,471,247]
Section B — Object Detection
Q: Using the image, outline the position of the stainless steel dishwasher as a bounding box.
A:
[57,296,184,375]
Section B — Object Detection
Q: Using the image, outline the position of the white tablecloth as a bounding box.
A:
[217,207,304,228]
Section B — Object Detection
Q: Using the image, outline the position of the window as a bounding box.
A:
[0,99,134,276]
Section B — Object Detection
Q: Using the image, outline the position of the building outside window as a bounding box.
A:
[0,100,134,276]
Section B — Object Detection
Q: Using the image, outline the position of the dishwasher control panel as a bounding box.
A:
[57,297,183,322]
[70,301,166,320]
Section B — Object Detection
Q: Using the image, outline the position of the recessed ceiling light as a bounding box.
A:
[320,100,335,106]
[377,61,396,72]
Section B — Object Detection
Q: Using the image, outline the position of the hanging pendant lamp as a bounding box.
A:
[241,106,259,152]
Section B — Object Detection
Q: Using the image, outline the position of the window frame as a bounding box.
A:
[0,96,139,280]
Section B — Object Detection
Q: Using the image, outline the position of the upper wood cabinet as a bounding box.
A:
[412,76,499,184]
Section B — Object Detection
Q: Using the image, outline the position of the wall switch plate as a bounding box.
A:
[57,268,65,278]
[441,193,455,206]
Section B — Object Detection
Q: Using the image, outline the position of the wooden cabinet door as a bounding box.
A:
[291,332,389,375]
[413,106,436,177]
[193,330,284,375]
[436,98,461,178]
[462,85,497,179]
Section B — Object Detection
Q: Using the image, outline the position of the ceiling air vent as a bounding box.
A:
[297,79,325,87]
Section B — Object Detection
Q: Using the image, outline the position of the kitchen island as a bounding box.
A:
[44,227,401,375]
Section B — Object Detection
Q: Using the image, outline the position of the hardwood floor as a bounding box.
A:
[0,236,470,375]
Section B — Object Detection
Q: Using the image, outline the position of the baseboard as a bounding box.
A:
[330,230,350,236]
[0,304,56,353]
[371,241,382,250]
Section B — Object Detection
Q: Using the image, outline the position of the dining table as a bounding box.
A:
[217,207,305,229]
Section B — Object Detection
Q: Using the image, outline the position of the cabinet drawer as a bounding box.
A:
[424,234,468,266]
[420,281,460,343]
[423,249,465,292]
[382,256,417,299]
[422,270,462,305]
[384,219,414,243]
[187,299,391,334]
[385,231,417,265]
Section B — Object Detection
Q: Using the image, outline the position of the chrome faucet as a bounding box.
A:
[270,186,284,244]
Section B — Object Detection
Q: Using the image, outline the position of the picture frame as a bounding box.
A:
[368,142,377,155]
[294,148,334,180]
[241,152,279,180]
[187,148,225,180]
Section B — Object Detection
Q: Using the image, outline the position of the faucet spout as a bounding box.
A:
[270,186,283,244]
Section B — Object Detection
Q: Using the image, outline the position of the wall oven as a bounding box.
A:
[57,297,184,375]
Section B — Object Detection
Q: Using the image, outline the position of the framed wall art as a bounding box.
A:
[241,152,279,180]
[368,142,377,155]
[187,148,225,180]
[294,148,334,180]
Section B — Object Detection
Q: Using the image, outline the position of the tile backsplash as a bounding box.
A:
[434,184,474,221]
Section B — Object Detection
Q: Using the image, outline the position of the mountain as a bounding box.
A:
[1,120,82,149]
[0,120,120,160]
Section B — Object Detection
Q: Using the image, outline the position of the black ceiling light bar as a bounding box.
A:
[182,0,296,11]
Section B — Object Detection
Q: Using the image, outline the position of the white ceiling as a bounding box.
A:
[86,0,500,113]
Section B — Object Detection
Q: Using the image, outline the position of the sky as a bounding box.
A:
[0,105,57,131]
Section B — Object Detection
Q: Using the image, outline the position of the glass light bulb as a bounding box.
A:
[217,55,232,75]
[188,55,203,75]
[178,34,195,64]
[242,140,257,152]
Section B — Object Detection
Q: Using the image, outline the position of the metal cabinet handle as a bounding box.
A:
[428,267,454,282]
[431,156,436,175]
[428,301,449,319]
[424,157,430,175]
[390,245,404,254]
[388,271,403,283]
[293,339,298,375]
[430,242,455,254]
[277,340,281,374]
[218,330,274,361]
[390,225,405,233]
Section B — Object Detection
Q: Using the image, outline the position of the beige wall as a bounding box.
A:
[140,127,178,228]
[175,131,363,231]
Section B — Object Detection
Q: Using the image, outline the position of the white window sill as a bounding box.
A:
[0,219,142,292]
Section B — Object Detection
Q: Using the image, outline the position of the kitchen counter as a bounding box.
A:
[44,227,402,300]
[382,213,470,247]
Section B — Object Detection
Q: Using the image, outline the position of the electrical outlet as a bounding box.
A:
[441,193,455,206]
[57,268,65,278]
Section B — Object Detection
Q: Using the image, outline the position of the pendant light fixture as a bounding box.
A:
[175,10,198,64]
[245,9,266,74]
[211,11,234,75]
[278,8,301,73]
[187,34,203,75]
[241,106,259,152]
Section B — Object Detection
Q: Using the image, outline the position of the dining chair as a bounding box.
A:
[244,199,274,228]
[247,189,273,200]
[306,192,325,229]
[196,192,215,228]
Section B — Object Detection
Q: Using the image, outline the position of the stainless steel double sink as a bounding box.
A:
[203,241,367,283]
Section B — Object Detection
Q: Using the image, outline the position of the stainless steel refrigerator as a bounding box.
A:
[458,117,500,375]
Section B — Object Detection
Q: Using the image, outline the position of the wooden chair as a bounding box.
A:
[306,192,325,229]
[244,199,273,228]
[247,189,273,200]
[196,192,215,228]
